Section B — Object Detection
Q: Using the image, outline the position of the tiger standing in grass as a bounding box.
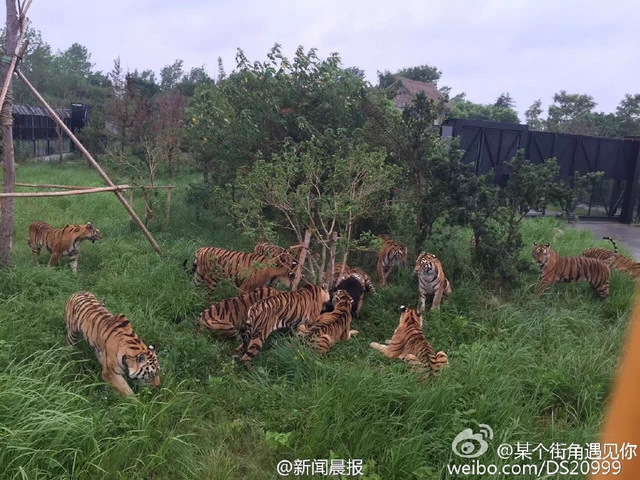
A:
[581,236,640,280]
[235,283,330,366]
[415,252,452,312]
[28,221,101,273]
[253,242,298,269]
[532,242,611,298]
[196,287,282,339]
[187,246,294,291]
[370,306,448,378]
[297,289,358,353]
[65,292,160,396]
[377,236,408,286]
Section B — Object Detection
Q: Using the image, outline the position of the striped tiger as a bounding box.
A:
[297,289,358,354]
[415,252,452,312]
[253,242,298,268]
[533,243,611,298]
[239,265,295,293]
[370,306,448,378]
[187,246,290,291]
[235,283,330,366]
[581,237,640,280]
[65,292,160,396]
[332,264,376,294]
[196,287,282,339]
[28,221,101,273]
[377,237,407,286]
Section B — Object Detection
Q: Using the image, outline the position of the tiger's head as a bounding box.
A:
[390,243,408,266]
[126,344,160,387]
[398,305,423,328]
[73,222,101,244]
[532,243,551,268]
[414,252,438,277]
[332,289,354,309]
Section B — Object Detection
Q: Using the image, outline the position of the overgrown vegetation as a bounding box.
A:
[0,162,635,479]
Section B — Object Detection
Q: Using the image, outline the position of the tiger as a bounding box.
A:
[28,221,101,273]
[297,289,358,354]
[532,242,610,298]
[377,237,408,286]
[253,242,298,268]
[581,237,640,280]
[415,252,452,312]
[332,264,376,294]
[235,283,331,366]
[65,291,160,396]
[370,306,448,378]
[196,287,282,339]
[187,246,292,291]
[239,266,296,293]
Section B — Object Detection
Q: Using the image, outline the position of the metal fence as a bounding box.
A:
[442,119,640,223]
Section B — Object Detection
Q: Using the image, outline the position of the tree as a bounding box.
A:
[495,92,515,109]
[450,99,520,124]
[377,64,441,89]
[616,94,640,137]
[0,0,20,267]
[525,99,544,130]
[546,91,596,134]
[232,131,400,282]
[160,59,184,91]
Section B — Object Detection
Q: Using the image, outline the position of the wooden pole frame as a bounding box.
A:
[0,185,129,198]
[14,69,162,254]
[0,0,32,109]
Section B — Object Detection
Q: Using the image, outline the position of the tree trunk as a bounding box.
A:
[291,229,311,291]
[0,0,20,267]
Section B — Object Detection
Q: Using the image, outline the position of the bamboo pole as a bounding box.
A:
[0,185,129,198]
[15,69,162,254]
[15,182,93,190]
[0,0,32,109]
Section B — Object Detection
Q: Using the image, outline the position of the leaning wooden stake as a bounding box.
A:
[291,230,311,291]
[15,69,162,254]
[0,0,32,110]
[0,185,129,198]
[165,186,173,229]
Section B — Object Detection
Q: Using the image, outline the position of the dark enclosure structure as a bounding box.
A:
[442,119,640,223]
[11,103,90,158]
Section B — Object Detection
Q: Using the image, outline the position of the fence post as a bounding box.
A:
[620,141,640,224]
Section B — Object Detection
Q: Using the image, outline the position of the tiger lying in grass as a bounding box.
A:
[581,237,640,280]
[370,306,448,378]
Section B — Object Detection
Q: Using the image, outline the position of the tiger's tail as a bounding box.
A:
[603,236,618,255]
[183,258,196,275]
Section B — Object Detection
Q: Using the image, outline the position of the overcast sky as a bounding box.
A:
[24,0,640,120]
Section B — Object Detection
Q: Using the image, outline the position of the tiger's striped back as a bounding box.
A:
[254,242,298,268]
[377,237,407,286]
[28,221,101,273]
[197,287,282,338]
[370,306,448,378]
[333,264,376,293]
[239,265,295,293]
[237,284,331,365]
[65,292,159,396]
[190,246,270,290]
[581,237,640,280]
[415,252,452,311]
[533,243,611,298]
[298,290,355,354]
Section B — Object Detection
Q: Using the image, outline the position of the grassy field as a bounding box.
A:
[0,160,636,480]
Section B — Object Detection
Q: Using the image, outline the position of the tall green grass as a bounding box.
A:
[0,160,636,479]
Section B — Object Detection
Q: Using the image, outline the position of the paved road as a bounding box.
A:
[574,220,640,260]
